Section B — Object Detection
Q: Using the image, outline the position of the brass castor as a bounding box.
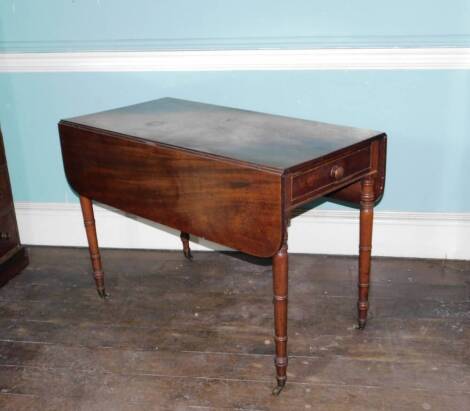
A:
[180,232,193,260]
[272,379,286,396]
[97,288,109,299]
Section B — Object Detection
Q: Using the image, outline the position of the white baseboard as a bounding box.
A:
[2,48,470,72]
[14,202,470,260]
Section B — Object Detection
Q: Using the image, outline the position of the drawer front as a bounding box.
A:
[0,169,13,213]
[291,145,371,203]
[0,210,19,254]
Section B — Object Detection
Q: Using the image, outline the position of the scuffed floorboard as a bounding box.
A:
[0,247,469,410]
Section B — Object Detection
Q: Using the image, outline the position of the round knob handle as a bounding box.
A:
[0,232,10,240]
[330,165,344,180]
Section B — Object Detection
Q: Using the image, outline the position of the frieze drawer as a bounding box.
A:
[291,146,371,203]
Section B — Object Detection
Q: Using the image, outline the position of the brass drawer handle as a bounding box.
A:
[330,165,344,180]
[0,232,10,240]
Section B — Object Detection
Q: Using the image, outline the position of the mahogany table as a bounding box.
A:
[59,98,387,395]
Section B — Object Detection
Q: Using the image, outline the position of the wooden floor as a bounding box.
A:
[0,246,469,410]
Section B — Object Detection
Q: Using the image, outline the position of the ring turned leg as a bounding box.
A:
[358,178,374,329]
[180,231,193,260]
[272,242,288,395]
[79,196,108,298]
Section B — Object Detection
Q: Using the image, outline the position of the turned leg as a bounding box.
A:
[358,177,374,329]
[180,231,193,260]
[79,195,108,298]
[272,242,288,395]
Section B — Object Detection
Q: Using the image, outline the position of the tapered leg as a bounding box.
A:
[180,231,193,260]
[358,177,374,329]
[272,242,288,395]
[79,195,108,298]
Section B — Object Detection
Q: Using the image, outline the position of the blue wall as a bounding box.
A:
[0,1,469,212]
[1,71,469,212]
[1,0,470,51]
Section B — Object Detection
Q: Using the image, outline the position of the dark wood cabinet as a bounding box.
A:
[0,128,28,287]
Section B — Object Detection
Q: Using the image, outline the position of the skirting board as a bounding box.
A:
[14,202,470,260]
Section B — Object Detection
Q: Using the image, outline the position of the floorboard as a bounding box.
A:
[0,246,468,410]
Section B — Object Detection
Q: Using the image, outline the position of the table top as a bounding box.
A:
[64,97,384,171]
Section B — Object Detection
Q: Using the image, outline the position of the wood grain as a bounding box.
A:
[60,124,284,258]
[0,247,468,410]
[0,128,28,287]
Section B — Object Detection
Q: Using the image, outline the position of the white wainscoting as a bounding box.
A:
[4,47,470,260]
[1,48,470,72]
[15,202,470,260]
